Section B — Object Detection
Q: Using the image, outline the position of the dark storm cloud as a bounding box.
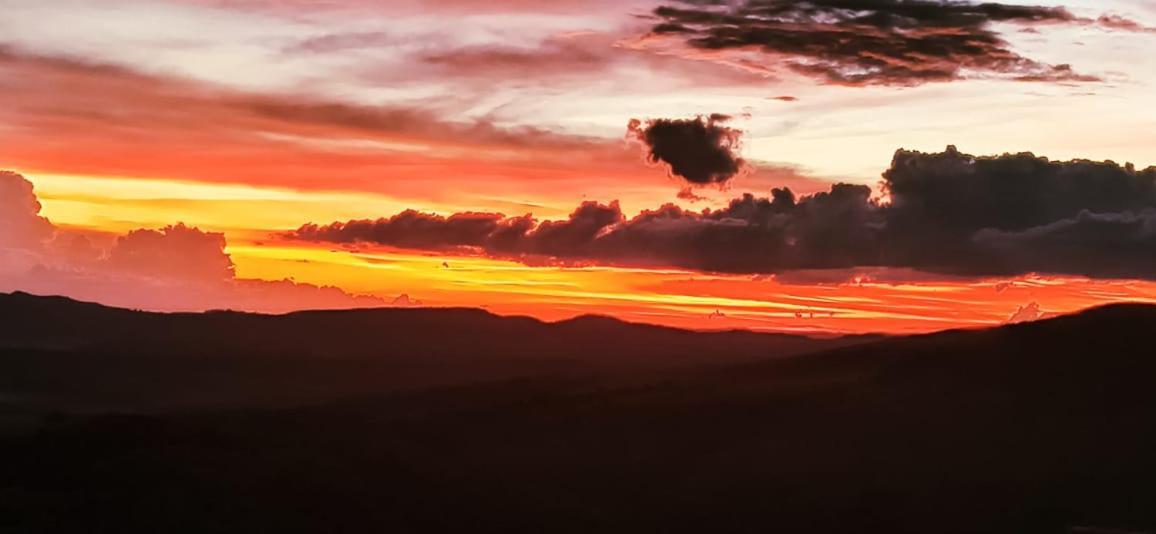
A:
[628,115,747,185]
[293,211,509,250]
[288,146,1156,280]
[972,210,1156,279]
[647,0,1117,86]
[879,146,1156,275]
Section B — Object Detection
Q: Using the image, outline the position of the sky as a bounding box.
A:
[2,0,1156,334]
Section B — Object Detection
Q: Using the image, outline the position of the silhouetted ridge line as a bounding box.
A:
[5,293,1156,532]
[0,291,879,412]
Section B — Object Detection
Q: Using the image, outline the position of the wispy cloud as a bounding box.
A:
[643,0,1152,86]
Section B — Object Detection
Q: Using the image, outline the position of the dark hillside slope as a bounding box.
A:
[0,291,869,361]
[0,292,875,410]
[3,302,1156,533]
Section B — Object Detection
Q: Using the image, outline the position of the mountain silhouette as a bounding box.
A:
[0,291,877,411]
[2,292,1156,533]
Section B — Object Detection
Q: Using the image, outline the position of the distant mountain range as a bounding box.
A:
[3,292,1156,533]
[0,291,878,411]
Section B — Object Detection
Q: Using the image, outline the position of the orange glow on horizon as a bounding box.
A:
[227,240,1156,335]
[13,171,1155,335]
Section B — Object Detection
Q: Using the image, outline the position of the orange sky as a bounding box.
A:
[232,241,1156,334]
[13,169,1156,334]
[3,0,1156,334]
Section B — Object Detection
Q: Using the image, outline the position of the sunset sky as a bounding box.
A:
[2,0,1156,333]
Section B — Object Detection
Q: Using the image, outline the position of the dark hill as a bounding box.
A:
[3,293,1156,533]
[0,291,875,410]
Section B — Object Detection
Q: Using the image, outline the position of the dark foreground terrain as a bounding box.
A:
[1,292,1155,533]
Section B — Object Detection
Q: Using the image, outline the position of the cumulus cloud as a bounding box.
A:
[290,146,1156,280]
[880,145,1156,276]
[628,114,747,186]
[109,224,236,282]
[0,170,55,250]
[644,0,1147,86]
[0,171,386,312]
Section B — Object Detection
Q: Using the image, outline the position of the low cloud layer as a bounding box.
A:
[646,0,1148,86]
[290,146,1156,280]
[628,115,747,186]
[0,171,386,312]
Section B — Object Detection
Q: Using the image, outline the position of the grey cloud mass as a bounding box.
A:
[290,146,1156,280]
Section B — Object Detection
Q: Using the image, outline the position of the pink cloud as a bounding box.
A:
[0,170,55,250]
[109,224,236,282]
[0,171,388,313]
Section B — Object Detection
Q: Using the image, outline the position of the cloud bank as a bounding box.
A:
[0,171,386,312]
[290,146,1156,280]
